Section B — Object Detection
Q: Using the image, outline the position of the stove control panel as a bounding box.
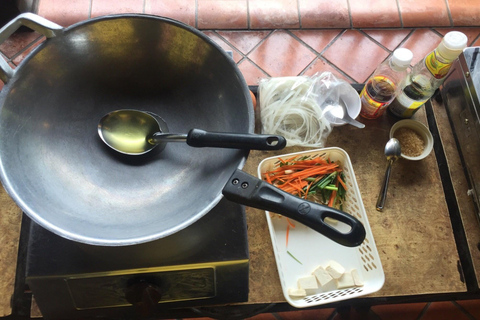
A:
[66,266,215,309]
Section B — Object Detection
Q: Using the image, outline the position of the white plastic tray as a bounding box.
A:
[257,147,384,308]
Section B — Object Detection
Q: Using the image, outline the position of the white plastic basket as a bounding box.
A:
[257,147,384,308]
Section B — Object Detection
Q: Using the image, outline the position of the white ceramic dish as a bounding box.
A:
[257,147,384,308]
[389,119,434,161]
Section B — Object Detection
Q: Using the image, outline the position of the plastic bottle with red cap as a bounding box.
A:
[388,31,468,118]
[359,48,414,119]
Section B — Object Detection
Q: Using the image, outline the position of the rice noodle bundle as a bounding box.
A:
[259,76,332,147]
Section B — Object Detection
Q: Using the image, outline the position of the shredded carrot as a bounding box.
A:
[286,218,296,228]
[304,179,313,199]
[337,174,348,191]
[328,178,340,207]
[286,224,290,247]
[264,155,346,209]
[328,188,337,207]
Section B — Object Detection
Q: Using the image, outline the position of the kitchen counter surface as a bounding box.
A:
[1,101,480,318]
[243,105,468,304]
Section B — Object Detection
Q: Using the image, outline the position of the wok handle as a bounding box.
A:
[223,169,366,247]
[0,13,63,83]
[186,129,287,150]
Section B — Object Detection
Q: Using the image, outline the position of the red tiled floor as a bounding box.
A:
[12,36,45,66]
[399,29,442,65]
[371,302,427,320]
[350,0,401,28]
[145,0,196,27]
[216,30,272,55]
[421,301,472,320]
[302,57,352,83]
[0,32,41,59]
[298,0,350,29]
[277,308,335,319]
[91,0,144,17]
[204,31,243,63]
[474,37,480,47]
[322,29,389,83]
[249,0,299,29]
[435,27,480,47]
[37,0,90,26]
[247,30,317,77]
[197,0,248,29]
[246,312,278,319]
[290,29,342,53]
[237,58,269,85]
[363,29,412,51]
[398,0,451,27]
[448,0,480,27]
[455,299,480,319]
[331,307,380,320]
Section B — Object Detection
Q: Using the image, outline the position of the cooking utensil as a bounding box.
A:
[376,138,401,211]
[98,109,287,155]
[0,13,365,247]
[322,99,365,129]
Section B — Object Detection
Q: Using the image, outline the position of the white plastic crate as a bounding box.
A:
[257,147,384,308]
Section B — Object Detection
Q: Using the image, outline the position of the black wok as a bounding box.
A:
[0,13,365,247]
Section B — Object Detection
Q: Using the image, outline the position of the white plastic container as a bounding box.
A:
[389,119,434,161]
[257,147,385,308]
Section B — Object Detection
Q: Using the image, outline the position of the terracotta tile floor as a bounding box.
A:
[1,1,480,319]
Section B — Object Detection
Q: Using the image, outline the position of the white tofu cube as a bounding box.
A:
[336,272,355,289]
[326,260,345,279]
[288,288,307,298]
[351,269,364,287]
[312,266,334,287]
[297,275,318,290]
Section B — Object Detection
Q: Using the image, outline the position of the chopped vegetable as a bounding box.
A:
[286,225,290,247]
[263,154,347,210]
[286,218,296,228]
[287,250,303,265]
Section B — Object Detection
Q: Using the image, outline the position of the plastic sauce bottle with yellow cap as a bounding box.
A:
[359,48,413,119]
[388,31,467,118]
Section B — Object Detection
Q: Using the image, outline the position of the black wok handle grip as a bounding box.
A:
[222,169,366,247]
[186,129,287,150]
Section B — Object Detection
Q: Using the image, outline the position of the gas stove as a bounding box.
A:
[25,198,249,319]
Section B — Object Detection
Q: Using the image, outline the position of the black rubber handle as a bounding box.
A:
[222,169,366,247]
[186,129,287,150]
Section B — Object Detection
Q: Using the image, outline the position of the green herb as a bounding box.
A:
[287,251,303,265]
[324,185,338,191]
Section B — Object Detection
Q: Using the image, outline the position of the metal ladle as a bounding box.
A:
[322,99,365,129]
[97,109,287,155]
[376,138,402,211]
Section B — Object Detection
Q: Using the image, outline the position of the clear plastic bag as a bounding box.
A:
[258,72,344,147]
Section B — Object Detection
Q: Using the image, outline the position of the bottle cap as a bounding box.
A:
[392,48,413,69]
[437,31,467,61]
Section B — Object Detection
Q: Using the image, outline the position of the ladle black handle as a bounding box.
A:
[186,129,287,150]
[222,169,366,247]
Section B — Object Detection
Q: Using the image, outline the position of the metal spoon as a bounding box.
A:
[376,138,402,211]
[98,109,287,155]
[322,99,365,129]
